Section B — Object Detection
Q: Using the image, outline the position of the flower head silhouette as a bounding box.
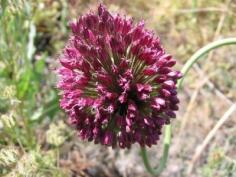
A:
[57,4,182,148]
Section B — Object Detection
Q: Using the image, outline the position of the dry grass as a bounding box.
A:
[0,0,236,176]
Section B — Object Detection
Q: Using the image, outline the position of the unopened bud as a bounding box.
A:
[2,85,16,99]
[1,114,15,128]
[46,121,68,147]
[0,147,19,167]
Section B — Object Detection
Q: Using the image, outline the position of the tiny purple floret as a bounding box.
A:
[57,4,182,148]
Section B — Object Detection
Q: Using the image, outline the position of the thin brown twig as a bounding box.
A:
[176,7,227,14]
[187,103,236,175]
[179,74,214,135]
[194,64,233,105]
[204,0,232,68]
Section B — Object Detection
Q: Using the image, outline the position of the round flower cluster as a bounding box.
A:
[57,4,182,148]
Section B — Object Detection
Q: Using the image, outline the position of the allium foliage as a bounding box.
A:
[57,4,182,148]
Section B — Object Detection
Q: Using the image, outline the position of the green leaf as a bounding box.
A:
[17,67,32,99]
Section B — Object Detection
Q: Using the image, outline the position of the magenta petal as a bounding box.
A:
[143,67,157,75]
[57,3,181,149]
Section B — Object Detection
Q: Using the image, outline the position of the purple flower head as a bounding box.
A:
[57,4,182,148]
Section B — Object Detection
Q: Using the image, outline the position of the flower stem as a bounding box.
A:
[177,37,236,88]
[140,125,171,175]
[141,37,236,176]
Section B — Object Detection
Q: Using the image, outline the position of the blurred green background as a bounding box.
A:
[0,0,236,176]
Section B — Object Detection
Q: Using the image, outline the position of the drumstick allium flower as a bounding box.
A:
[57,4,182,148]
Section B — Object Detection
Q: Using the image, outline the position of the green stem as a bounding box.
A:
[141,37,236,176]
[192,0,197,22]
[141,125,171,175]
[178,38,236,88]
